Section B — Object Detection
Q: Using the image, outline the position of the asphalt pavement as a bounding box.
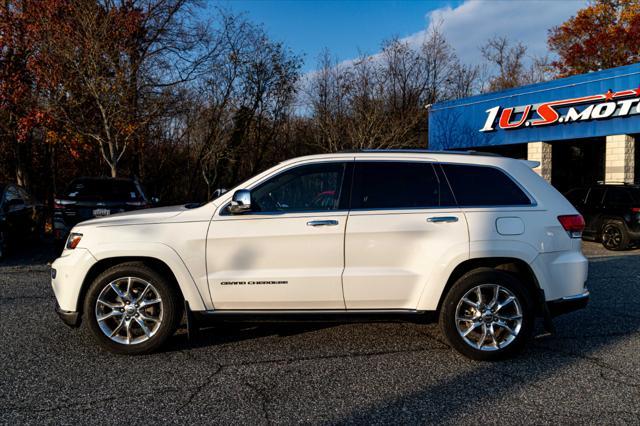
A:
[1,242,639,424]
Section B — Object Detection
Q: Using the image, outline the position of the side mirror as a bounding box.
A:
[229,189,252,214]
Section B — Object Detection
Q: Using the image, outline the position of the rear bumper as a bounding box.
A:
[56,305,80,327]
[547,290,589,317]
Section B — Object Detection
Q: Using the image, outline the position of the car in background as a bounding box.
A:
[0,183,45,259]
[54,177,152,243]
[565,183,640,250]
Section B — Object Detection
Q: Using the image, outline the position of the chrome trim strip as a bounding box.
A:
[559,290,590,301]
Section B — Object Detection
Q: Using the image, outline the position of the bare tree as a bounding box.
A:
[305,24,473,152]
[481,35,551,92]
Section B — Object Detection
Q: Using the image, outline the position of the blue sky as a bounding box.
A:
[209,0,587,73]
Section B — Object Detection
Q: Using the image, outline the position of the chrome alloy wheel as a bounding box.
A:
[95,277,163,345]
[455,284,523,351]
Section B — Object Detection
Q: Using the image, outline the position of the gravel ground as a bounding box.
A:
[1,241,639,424]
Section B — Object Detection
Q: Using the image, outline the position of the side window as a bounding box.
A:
[605,188,632,206]
[351,161,453,209]
[585,187,606,207]
[251,162,346,213]
[440,164,532,206]
[565,188,588,207]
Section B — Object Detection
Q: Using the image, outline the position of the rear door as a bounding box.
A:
[342,159,468,310]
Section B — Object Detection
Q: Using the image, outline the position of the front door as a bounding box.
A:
[207,161,351,310]
[343,160,469,310]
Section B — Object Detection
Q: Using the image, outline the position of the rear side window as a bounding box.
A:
[605,188,634,206]
[440,164,531,207]
[351,162,454,209]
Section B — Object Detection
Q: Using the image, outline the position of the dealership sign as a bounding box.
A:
[480,87,640,132]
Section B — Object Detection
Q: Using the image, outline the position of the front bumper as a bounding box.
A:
[547,290,589,317]
[56,305,81,327]
[51,248,97,312]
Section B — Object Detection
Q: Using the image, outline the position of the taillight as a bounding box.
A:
[631,207,640,213]
[558,214,585,238]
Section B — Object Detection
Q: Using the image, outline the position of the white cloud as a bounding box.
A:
[406,0,587,66]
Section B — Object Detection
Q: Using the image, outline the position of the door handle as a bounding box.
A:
[427,216,458,223]
[307,220,339,227]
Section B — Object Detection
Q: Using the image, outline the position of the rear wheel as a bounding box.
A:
[601,220,630,251]
[83,262,182,354]
[439,269,534,361]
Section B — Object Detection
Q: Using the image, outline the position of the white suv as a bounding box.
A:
[51,151,589,360]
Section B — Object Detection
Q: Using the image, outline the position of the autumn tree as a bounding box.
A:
[549,0,640,77]
[0,0,65,187]
[34,0,206,178]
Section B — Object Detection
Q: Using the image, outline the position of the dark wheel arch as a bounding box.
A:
[438,257,540,313]
[76,257,185,321]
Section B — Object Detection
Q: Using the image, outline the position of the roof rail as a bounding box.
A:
[336,149,503,157]
[595,181,637,186]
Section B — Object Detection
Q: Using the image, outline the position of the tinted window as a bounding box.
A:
[565,188,588,206]
[251,163,346,213]
[441,164,531,206]
[605,188,633,206]
[585,187,606,207]
[351,162,452,209]
[65,179,144,202]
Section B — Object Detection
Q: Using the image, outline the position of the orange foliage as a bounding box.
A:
[548,0,640,77]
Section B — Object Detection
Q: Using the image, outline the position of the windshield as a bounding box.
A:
[65,179,145,202]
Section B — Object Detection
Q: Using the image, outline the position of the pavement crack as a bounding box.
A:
[2,386,182,414]
[175,363,224,413]
[223,346,447,370]
[244,381,272,425]
[536,345,640,388]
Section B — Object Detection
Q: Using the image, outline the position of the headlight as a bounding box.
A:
[66,232,83,250]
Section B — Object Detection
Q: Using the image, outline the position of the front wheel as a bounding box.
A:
[439,269,534,361]
[83,262,182,354]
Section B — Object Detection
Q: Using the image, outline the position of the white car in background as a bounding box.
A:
[51,150,589,360]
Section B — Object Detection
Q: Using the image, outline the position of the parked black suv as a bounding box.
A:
[565,183,640,250]
[54,177,151,243]
[0,183,45,259]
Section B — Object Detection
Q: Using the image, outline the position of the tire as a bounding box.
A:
[601,220,630,251]
[83,262,182,355]
[439,268,535,361]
